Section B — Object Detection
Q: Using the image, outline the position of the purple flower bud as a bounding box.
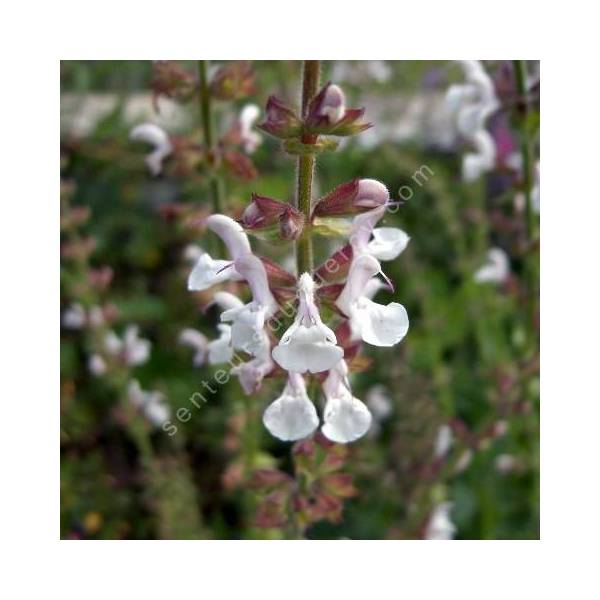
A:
[257,96,303,139]
[312,178,389,218]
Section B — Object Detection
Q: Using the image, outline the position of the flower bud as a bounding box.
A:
[305,82,372,136]
[312,178,389,218]
[209,61,256,100]
[240,194,304,241]
[257,95,303,139]
[151,61,196,110]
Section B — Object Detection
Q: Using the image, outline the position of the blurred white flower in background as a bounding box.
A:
[238,104,262,154]
[62,303,86,329]
[127,379,170,427]
[434,424,454,458]
[88,354,107,376]
[104,325,151,366]
[446,60,499,182]
[474,247,510,285]
[129,123,173,176]
[424,502,456,540]
[366,385,393,422]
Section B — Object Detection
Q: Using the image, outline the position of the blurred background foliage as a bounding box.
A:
[60,60,539,539]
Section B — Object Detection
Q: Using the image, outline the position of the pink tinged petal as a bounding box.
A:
[232,356,273,395]
[355,179,389,208]
[366,227,410,261]
[262,374,319,441]
[349,205,387,254]
[188,253,237,291]
[206,214,252,260]
[336,254,382,316]
[352,297,409,347]
[233,254,278,316]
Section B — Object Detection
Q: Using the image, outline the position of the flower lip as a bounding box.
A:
[262,373,319,441]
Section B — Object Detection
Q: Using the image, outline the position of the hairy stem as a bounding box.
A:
[198,60,225,215]
[295,60,320,275]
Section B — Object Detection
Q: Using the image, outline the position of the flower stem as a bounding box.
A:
[513,60,538,338]
[198,60,225,215]
[295,60,320,275]
[513,60,534,242]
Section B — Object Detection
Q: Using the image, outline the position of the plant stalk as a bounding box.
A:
[513,60,534,242]
[198,60,225,215]
[295,60,320,275]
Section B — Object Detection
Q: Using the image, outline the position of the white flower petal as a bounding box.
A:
[187,254,236,291]
[263,374,318,441]
[272,329,344,374]
[352,297,409,347]
[367,227,410,261]
[206,214,251,261]
[322,395,372,444]
[208,324,233,364]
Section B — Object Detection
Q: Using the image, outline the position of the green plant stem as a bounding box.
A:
[513,60,538,340]
[513,60,534,242]
[295,60,320,275]
[198,60,225,215]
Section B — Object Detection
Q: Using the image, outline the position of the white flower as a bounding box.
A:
[272,273,343,374]
[130,123,173,176]
[321,361,372,443]
[473,247,510,284]
[446,60,499,182]
[62,303,86,329]
[88,306,105,328]
[187,215,251,292]
[239,104,262,154]
[104,325,151,366]
[336,254,409,347]
[366,384,393,421]
[350,205,410,262]
[462,129,496,182]
[88,354,107,376]
[179,328,209,366]
[434,424,454,458]
[424,502,456,540]
[495,454,517,474]
[220,254,278,357]
[262,373,319,441]
[127,379,170,427]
